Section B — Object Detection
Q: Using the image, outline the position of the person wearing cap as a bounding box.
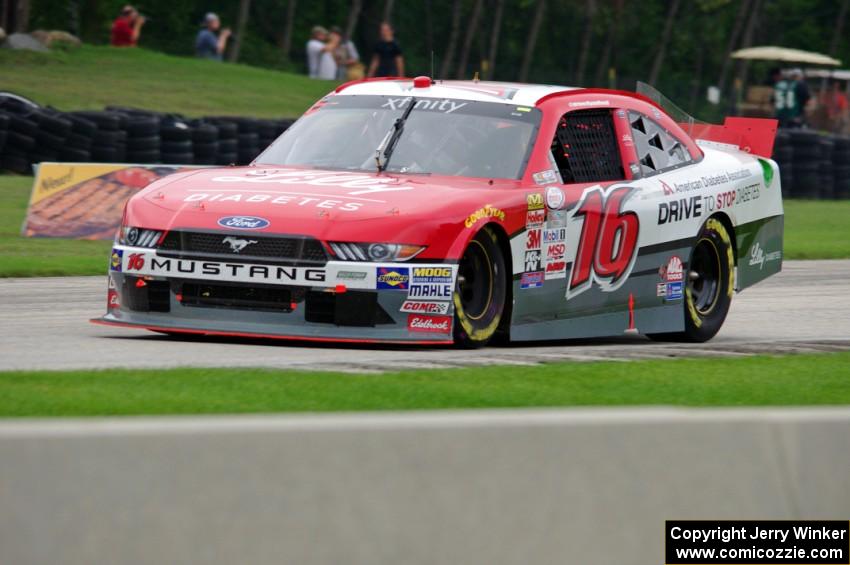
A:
[110,5,145,47]
[306,25,339,80]
[195,12,231,61]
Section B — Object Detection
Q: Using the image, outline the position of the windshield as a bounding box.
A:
[255,95,541,180]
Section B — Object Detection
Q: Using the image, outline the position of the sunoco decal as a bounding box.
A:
[376,267,410,290]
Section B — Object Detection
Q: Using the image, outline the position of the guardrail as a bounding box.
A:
[1,408,849,565]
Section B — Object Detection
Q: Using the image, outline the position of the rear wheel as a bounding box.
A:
[650,217,734,342]
[453,228,507,348]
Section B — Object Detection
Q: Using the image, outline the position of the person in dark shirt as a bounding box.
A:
[367,22,404,78]
[110,5,145,47]
[195,12,231,61]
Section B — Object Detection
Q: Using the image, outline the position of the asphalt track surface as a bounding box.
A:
[1,260,849,372]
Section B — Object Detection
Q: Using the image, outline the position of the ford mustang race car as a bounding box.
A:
[94,77,783,346]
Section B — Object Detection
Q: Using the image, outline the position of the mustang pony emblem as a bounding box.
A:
[222,237,258,253]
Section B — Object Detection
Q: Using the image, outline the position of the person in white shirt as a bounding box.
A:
[305,25,339,80]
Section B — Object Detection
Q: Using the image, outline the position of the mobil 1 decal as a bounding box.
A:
[566,184,640,299]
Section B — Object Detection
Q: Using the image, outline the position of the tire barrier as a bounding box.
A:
[774,129,850,199]
[0,94,294,173]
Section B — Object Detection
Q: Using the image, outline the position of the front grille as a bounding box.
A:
[181,282,293,313]
[158,231,327,265]
[122,277,170,312]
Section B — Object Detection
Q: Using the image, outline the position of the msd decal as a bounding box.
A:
[567,185,640,299]
[407,314,452,334]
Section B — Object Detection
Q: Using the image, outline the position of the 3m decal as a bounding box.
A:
[401,301,450,315]
[520,271,544,289]
[526,229,541,250]
[527,193,544,211]
[567,185,640,299]
[376,267,410,290]
[465,205,505,228]
[407,314,452,334]
[110,248,123,272]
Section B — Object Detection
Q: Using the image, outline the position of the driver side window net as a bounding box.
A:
[629,111,692,175]
[550,109,624,184]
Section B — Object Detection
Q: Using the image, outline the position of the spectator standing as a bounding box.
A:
[306,26,339,80]
[110,5,145,47]
[330,26,362,81]
[196,12,231,61]
[367,22,404,78]
[820,79,849,132]
[774,69,810,128]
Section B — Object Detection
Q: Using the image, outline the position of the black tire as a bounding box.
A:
[93,130,120,146]
[126,150,160,163]
[650,218,734,342]
[216,152,238,165]
[193,141,218,157]
[59,147,91,162]
[7,113,39,137]
[453,227,508,347]
[161,152,194,164]
[191,123,218,142]
[218,139,237,153]
[67,132,93,150]
[35,112,72,136]
[125,117,159,137]
[160,123,192,141]
[71,111,120,131]
[126,135,160,151]
[161,140,192,153]
[1,153,31,173]
[91,146,119,162]
[35,129,67,150]
[7,130,36,151]
[0,130,6,152]
[194,155,217,165]
[66,114,97,136]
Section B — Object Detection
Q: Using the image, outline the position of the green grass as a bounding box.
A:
[783,200,850,259]
[0,176,111,277]
[2,173,849,277]
[1,353,848,417]
[0,45,335,118]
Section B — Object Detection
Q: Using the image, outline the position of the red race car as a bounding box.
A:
[95,77,783,346]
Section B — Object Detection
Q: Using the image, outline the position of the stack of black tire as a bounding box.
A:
[833,136,850,199]
[1,93,294,173]
[773,131,792,199]
[787,130,820,198]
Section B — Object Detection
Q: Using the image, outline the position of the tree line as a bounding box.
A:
[12,0,850,119]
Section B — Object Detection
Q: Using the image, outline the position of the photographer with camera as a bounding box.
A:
[195,12,231,62]
[110,5,146,47]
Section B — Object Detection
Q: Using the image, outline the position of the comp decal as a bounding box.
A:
[566,184,640,299]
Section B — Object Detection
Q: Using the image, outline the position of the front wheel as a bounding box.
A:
[453,228,507,348]
[650,217,735,342]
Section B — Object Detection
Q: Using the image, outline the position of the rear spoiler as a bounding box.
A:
[684,117,779,159]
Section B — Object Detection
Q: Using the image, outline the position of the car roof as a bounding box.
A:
[334,79,581,107]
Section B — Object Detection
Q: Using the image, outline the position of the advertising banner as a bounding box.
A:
[22,163,202,240]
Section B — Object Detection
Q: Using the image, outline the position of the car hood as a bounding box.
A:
[128,166,522,245]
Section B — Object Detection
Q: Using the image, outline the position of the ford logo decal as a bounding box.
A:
[217,216,270,230]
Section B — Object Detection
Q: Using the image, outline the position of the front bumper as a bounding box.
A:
[94,245,458,344]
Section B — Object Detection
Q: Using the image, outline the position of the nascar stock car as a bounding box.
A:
[95,76,783,346]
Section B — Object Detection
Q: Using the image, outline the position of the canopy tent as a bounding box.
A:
[731,46,841,66]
